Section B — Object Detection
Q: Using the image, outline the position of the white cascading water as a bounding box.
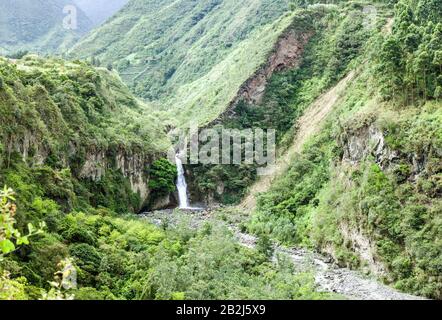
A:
[175,153,190,209]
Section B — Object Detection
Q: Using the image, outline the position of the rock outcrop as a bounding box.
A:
[238,30,312,105]
[7,133,156,210]
[210,29,313,125]
[342,124,400,169]
[341,122,434,180]
[78,147,155,209]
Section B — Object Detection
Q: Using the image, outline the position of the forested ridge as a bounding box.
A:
[0,0,441,300]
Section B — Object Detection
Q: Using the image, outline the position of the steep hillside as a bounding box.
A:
[0,0,93,55]
[73,0,129,25]
[0,55,170,214]
[247,0,442,299]
[0,56,333,300]
[70,0,293,126]
[241,70,356,209]
[187,1,389,204]
[0,0,440,302]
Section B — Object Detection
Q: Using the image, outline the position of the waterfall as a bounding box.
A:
[175,153,190,209]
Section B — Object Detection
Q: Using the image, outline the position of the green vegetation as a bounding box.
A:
[1,193,332,300]
[375,0,442,103]
[248,0,442,299]
[0,54,170,213]
[70,0,298,126]
[0,187,44,259]
[189,2,382,204]
[1,0,441,301]
[148,159,178,195]
[0,52,330,301]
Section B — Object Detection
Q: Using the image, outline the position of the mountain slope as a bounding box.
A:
[0,55,170,213]
[70,0,293,126]
[247,0,442,299]
[0,56,330,299]
[187,2,383,204]
[0,0,440,301]
[241,70,356,209]
[73,0,129,25]
[0,0,93,55]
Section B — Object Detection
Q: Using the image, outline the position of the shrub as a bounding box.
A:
[148,159,177,195]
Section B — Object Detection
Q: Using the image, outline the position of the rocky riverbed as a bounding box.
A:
[140,209,425,300]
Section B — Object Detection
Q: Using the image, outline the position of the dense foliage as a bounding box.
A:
[249,0,442,298]
[1,0,441,301]
[0,55,170,213]
[0,53,330,301]
[190,2,378,204]
[148,159,178,195]
[376,0,442,103]
[1,194,332,300]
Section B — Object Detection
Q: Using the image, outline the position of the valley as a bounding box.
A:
[0,0,441,301]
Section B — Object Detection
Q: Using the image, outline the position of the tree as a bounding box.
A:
[416,0,442,23]
[0,186,45,260]
[376,0,442,103]
[148,159,178,195]
[256,234,274,259]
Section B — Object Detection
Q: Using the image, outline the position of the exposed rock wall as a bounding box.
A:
[337,121,439,276]
[342,125,399,169]
[190,29,314,205]
[6,133,155,209]
[115,149,151,205]
[238,30,312,105]
[341,123,431,180]
[209,28,313,125]
[5,131,48,165]
[78,147,153,208]
[338,209,388,276]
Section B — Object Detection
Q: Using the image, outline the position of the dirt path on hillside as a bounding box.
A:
[241,71,356,209]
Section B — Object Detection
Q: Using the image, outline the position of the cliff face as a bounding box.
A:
[212,28,313,125]
[334,110,442,279]
[341,122,435,182]
[79,148,152,207]
[8,136,153,209]
[0,56,169,213]
[238,31,312,105]
[114,149,151,203]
